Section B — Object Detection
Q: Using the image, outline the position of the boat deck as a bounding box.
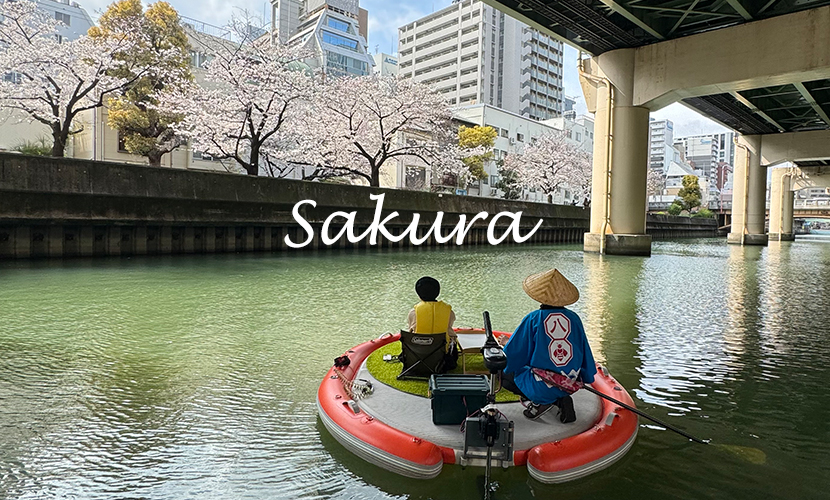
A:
[356,365,602,452]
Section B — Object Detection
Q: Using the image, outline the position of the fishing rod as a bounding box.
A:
[579,384,707,444]
[580,381,765,464]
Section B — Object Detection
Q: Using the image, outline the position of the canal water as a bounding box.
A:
[1,236,829,499]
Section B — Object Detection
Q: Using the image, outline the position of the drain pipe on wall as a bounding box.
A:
[578,52,614,255]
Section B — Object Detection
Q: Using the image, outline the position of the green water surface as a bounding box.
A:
[1,237,829,499]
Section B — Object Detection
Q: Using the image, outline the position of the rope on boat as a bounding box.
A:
[333,367,374,400]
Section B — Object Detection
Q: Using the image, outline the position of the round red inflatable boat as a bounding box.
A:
[318,330,638,483]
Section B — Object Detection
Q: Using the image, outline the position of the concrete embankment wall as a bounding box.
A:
[0,154,716,259]
[647,214,719,239]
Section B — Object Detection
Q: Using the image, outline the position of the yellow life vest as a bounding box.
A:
[413,300,452,335]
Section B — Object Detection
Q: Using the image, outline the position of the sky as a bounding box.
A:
[78,0,729,138]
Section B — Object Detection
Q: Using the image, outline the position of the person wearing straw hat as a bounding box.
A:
[500,269,597,422]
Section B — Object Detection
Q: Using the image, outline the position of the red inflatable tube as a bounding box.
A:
[317,333,448,479]
[526,365,639,483]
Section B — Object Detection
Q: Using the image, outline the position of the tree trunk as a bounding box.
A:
[51,124,66,157]
[247,142,260,176]
[147,150,164,168]
[370,167,380,187]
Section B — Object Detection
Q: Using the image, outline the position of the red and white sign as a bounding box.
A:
[544,313,572,366]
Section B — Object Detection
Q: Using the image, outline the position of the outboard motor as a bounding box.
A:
[481,311,507,396]
[465,311,514,500]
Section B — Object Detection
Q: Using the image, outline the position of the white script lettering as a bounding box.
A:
[286,194,543,248]
[285,199,316,248]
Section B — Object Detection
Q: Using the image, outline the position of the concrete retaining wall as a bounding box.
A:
[0,154,717,259]
[647,213,719,239]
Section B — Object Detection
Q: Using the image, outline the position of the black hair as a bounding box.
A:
[415,276,440,301]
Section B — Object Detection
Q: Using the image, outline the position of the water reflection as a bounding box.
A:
[1,240,829,499]
[581,253,645,385]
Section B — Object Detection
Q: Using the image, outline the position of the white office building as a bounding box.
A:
[398,104,582,203]
[397,0,564,119]
[372,52,398,76]
[544,114,594,154]
[32,0,95,41]
[271,0,374,77]
[676,134,721,179]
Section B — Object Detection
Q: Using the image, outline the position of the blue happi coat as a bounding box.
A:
[503,306,597,404]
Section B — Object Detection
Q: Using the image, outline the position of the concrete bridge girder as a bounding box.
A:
[757,131,830,169]
[631,6,830,110]
[578,6,830,254]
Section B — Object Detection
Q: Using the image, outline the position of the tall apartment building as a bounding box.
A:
[648,119,675,174]
[676,135,722,179]
[715,131,735,166]
[270,0,374,77]
[397,0,564,120]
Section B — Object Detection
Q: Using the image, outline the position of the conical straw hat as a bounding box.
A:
[522,269,579,307]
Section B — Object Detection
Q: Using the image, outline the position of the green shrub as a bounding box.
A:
[692,208,714,218]
[12,138,51,156]
[667,201,683,216]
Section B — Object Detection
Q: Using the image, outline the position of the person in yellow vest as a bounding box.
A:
[406,276,459,370]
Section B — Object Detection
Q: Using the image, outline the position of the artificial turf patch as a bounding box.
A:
[364,341,520,403]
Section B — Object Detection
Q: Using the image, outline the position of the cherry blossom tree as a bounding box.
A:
[0,0,145,157]
[503,131,592,203]
[647,167,665,198]
[298,75,457,187]
[159,16,316,176]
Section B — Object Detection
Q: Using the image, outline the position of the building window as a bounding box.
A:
[500,128,508,138]
[326,17,350,33]
[117,132,128,153]
[405,166,427,190]
[490,175,499,186]
[193,150,220,162]
[189,51,208,68]
[325,51,368,76]
[322,31,358,51]
[55,12,71,26]
[3,72,23,84]
[516,133,524,142]
[575,132,581,141]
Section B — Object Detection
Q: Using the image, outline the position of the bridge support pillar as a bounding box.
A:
[582,49,651,256]
[769,167,795,241]
[728,135,768,246]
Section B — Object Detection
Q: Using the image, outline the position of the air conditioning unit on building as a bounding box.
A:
[509,138,515,145]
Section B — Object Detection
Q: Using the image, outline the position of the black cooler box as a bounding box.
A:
[428,374,490,425]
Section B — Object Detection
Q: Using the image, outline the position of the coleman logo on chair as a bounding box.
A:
[544,313,573,366]
[412,336,434,345]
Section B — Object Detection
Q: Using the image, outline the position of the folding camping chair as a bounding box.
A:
[397,330,448,380]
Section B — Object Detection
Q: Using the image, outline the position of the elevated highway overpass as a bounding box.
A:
[484,0,830,254]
